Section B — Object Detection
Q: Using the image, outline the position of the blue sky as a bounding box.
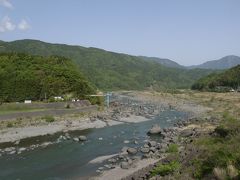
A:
[0,0,240,65]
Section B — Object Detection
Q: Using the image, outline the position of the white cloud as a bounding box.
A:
[0,0,13,9]
[18,19,30,31]
[0,16,16,32]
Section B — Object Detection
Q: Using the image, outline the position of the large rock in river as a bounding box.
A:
[127,147,137,155]
[147,124,162,135]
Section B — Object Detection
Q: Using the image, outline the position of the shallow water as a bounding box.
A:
[0,110,187,180]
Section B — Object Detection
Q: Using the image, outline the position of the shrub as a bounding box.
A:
[43,115,55,123]
[166,144,179,153]
[214,126,229,138]
[151,161,180,176]
[6,122,14,128]
[65,104,70,109]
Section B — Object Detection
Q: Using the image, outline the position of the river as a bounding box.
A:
[0,110,187,180]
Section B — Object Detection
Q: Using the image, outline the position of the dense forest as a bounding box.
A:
[0,53,95,102]
[192,65,240,91]
[0,40,215,90]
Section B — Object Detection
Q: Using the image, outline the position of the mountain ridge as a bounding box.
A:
[0,39,216,90]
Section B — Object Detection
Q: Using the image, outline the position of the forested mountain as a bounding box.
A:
[0,39,214,90]
[0,53,95,102]
[188,55,240,69]
[192,65,240,91]
[138,56,184,69]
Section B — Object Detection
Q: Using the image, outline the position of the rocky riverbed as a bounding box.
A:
[0,91,211,179]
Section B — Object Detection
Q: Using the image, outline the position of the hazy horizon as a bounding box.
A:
[1,0,240,65]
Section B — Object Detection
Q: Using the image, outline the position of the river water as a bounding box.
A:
[0,110,187,180]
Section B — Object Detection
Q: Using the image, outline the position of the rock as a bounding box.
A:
[143,144,150,148]
[108,158,117,163]
[4,147,15,152]
[73,137,79,142]
[140,147,150,153]
[150,147,157,152]
[18,147,26,152]
[41,142,52,147]
[98,167,104,170]
[14,140,20,145]
[142,153,150,159]
[148,141,157,147]
[79,136,87,141]
[9,151,16,155]
[180,129,193,137]
[147,124,162,134]
[127,147,137,155]
[121,162,130,169]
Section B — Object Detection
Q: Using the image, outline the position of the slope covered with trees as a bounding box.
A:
[0,39,214,90]
[0,53,95,102]
[192,65,240,91]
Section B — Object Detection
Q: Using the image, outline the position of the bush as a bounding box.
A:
[6,122,14,128]
[166,144,179,153]
[214,126,229,138]
[65,104,70,109]
[43,115,55,123]
[151,161,180,176]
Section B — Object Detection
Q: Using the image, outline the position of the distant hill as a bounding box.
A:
[192,65,240,91]
[138,56,184,69]
[0,53,95,102]
[188,55,240,69]
[0,39,214,90]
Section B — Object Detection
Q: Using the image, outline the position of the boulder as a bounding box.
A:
[127,147,137,155]
[121,162,130,169]
[140,147,150,153]
[180,129,193,137]
[148,141,157,147]
[73,137,79,142]
[147,124,162,135]
[79,136,87,141]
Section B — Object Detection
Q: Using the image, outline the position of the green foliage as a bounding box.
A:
[151,161,180,176]
[193,113,240,179]
[0,40,214,91]
[6,122,14,128]
[192,65,240,91]
[0,53,95,102]
[166,144,179,153]
[43,115,55,123]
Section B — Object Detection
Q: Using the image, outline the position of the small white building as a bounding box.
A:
[24,100,32,104]
[54,96,64,101]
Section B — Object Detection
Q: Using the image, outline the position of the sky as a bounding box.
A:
[0,0,240,65]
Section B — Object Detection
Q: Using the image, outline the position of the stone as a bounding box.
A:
[73,137,79,142]
[150,147,156,153]
[180,129,193,137]
[120,162,130,169]
[79,136,87,141]
[127,147,137,155]
[140,147,150,153]
[148,124,162,134]
[148,141,157,147]
[18,147,27,152]
[9,151,16,155]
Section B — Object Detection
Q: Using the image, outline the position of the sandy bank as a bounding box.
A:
[92,158,159,180]
[0,114,151,143]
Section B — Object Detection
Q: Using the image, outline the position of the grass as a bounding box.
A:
[43,115,55,123]
[151,161,180,176]
[166,144,178,153]
[192,111,240,179]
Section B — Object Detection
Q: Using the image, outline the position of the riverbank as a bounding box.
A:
[94,91,240,180]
